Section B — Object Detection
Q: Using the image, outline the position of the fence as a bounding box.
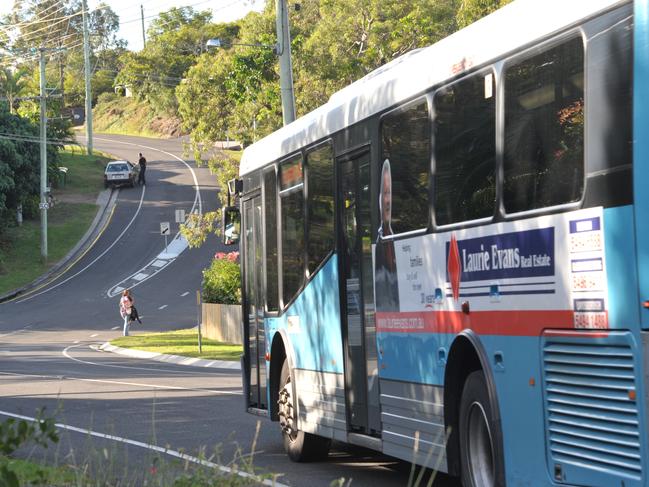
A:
[201,303,243,345]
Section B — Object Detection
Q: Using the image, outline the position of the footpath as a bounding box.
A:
[98,342,242,370]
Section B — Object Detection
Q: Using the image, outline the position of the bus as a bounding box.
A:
[223,0,649,485]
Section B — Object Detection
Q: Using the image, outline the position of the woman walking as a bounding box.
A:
[119,289,133,336]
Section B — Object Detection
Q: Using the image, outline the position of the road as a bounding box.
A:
[0,134,458,486]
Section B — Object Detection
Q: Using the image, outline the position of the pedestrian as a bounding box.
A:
[119,289,133,336]
[137,152,147,185]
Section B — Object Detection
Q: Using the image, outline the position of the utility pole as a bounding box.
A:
[275,0,295,125]
[141,5,146,48]
[39,48,48,261]
[82,0,93,155]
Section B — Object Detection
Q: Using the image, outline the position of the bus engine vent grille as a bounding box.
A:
[542,333,642,484]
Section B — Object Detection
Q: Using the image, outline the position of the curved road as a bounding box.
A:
[0,134,457,486]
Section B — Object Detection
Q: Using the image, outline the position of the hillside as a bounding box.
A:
[92,94,184,139]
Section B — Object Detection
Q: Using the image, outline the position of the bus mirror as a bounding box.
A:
[222,206,241,245]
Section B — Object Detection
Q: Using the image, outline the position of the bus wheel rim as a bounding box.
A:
[278,379,298,442]
[467,401,495,486]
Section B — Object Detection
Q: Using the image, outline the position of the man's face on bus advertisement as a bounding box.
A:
[381,168,391,227]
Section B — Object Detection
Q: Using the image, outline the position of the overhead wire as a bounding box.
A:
[0,0,68,31]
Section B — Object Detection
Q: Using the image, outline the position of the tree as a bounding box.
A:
[456,0,512,29]
[0,68,28,113]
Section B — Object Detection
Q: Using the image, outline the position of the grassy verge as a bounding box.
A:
[111,328,242,361]
[0,148,112,295]
[92,96,182,138]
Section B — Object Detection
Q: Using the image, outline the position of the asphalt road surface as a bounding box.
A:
[0,134,459,486]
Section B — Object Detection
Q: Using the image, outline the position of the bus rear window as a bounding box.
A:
[434,71,496,225]
[504,36,585,213]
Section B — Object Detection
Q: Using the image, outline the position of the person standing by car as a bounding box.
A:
[119,289,134,336]
[137,153,147,185]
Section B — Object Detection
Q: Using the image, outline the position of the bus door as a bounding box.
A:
[337,150,381,434]
[242,194,267,409]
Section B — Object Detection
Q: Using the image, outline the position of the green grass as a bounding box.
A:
[111,328,243,361]
[0,203,97,294]
[0,148,112,295]
[57,146,113,194]
[0,455,76,485]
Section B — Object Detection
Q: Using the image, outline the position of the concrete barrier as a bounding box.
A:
[202,303,243,344]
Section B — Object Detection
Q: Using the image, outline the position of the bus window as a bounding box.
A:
[279,155,305,307]
[504,36,585,213]
[306,142,335,275]
[380,99,430,234]
[263,167,279,312]
[434,71,496,225]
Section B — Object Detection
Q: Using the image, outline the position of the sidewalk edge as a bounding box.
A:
[99,342,241,370]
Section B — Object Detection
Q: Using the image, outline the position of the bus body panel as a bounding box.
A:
[604,206,641,329]
[635,0,649,329]
[265,255,344,374]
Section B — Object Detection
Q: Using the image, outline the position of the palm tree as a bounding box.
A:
[0,67,28,113]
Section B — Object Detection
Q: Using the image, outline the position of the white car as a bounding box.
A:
[104,160,139,188]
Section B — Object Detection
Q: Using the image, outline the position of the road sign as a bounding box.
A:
[39,202,49,210]
[160,222,170,235]
[175,209,186,223]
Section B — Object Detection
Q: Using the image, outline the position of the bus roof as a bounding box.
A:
[240,0,627,177]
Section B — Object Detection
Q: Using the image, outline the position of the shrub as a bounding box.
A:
[202,252,241,304]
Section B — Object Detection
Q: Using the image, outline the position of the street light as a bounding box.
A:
[205,0,296,126]
[206,38,277,54]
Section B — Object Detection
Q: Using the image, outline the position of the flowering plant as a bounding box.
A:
[202,252,241,304]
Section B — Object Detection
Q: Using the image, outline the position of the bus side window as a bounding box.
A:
[306,142,335,276]
[380,99,430,234]
[434,70,496,225]
[263,167,279,312]
[504,36,585,213]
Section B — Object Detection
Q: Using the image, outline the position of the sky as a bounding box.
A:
[1,0,266,52]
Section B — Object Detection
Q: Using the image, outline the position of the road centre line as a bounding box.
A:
[0,369,241,395]
[15,185,147,304]
[64,344,230,376]
[181,291,189,296]
[94,136,202,297]
[0,409,286,487]
[158,304,168,310]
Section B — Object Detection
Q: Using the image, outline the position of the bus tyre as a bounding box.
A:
[459,370,503,487]
[278,359,331,462]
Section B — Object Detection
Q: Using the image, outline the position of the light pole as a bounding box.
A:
[206,0,296,127]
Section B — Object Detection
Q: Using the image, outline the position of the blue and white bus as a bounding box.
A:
[224,0,649,484]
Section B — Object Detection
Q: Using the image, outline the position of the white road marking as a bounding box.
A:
[151,260,166,268]
[16,185,147,303]
[1,369,241,395]
[181,291,189,297]
[0,409,284,487]
[110,326,120,330]
[61,344,228,376]
[0,325,32,338]
[133,272,149,281]
[158,304,168,310]
[90,334,99,338]
[94,136,204,297]
[113,286,124,294]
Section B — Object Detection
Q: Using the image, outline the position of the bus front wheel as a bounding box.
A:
[278,359,331,462]
[459,370,503,487]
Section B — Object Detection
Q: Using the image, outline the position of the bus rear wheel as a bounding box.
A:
[459,370,503,487]
[278,359,331,462]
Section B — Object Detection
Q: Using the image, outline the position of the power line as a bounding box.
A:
[0,1,68,31]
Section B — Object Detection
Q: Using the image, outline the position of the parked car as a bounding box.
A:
[104,160,139,188]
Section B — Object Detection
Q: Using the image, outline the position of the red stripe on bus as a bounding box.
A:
[375,310,609,336]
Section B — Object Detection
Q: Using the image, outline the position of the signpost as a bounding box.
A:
[160,221,170,253]
[196,290,202,354]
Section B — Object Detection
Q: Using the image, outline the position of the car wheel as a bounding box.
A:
[278,359,331,462]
